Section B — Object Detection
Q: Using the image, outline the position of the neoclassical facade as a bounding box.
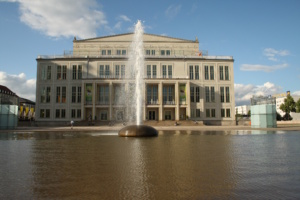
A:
[36,33,235,125]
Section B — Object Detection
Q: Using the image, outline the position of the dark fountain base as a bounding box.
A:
[118,125,158,137]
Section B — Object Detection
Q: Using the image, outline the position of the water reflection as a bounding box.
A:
[1,131,300,199]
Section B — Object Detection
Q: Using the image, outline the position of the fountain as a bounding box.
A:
[118,20,158,137]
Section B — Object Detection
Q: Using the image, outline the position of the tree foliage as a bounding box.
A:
[279,95,296,120]
[296,98,300,113]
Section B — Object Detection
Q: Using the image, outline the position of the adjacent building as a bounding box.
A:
[35,33,235,125]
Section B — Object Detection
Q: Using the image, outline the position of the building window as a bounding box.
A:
[163,87,167,103]
[211,109,216,117]
[196,87,200,102]
[195,65,199,80]
[115,65,120,78]
[57,65,61,80]
[117,50,121,55]
[56,86,66,103]
[151,50,155,55]
[225,66,229,80]
[98,85,109,104]
[189,65,194,80]
[205,66,209,80]
[100,111,108,120]
[146,50,150,55]
[221,109,225,117]
[196,109,201,117]
[62,65,67,79]
[105,65,110,78]
[220,87,225,103]
[41,87,51,103]
[162,65,167,78]
[122,50,126,55]
[77,86,81,103]
[165,111,171,120]
[205,87,209,102]
[56,87,61,103]
[166,50,171,55]
[190,87,194,103]
[40,109,50,118]
[226,109,231,117]
[46,109,50,118]
[72,65,77,80]
[41,66,47,80]
[161,50,165,56]
[191,109,195,118]
[107,50,111,55]
[101,50,106,55]
[71,109,76,118]
[72,87,76,103]
[168,65,172,78]
[152,65,157,78]
[61,109,65,118]
[78,65,82,79]
[211,87,215,102]
[147,65,151,78]
[210,66,214,80]
[206,109,210,118]
[99,65,104,78]
[77,109,81,118]
[62,87,66,103]
[121,65,125,78]
[47,66,51,80]
[226,87,230,102]
[56,109,60,118]
[219,66,224,80]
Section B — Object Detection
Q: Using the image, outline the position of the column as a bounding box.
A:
[186,81,191,119]
[175,81,180,121]
[159,81,163,121]
[92,82,96,120]
[109,82,113,120]
[81,81,85,120]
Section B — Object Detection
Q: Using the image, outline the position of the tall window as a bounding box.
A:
[162,65,167,78]
[168,87,173,102]
[47,66,51,80]
[121,65,125,78]
[152,65,157,78]
[147,65,151,78]
[99,85,109,104]
[226,109,231,117]
[151,50,155,55]
[220,87,225,103]
[205,66,209,80]
[62,87,66,103]
[72,87,76,103]
[56,87,61,103]
[147,86,151,104]
[226,87,230,102]
[72,65,77,79]
[196,87,200,102]
[146,50,150,55]
[117,50,121,55]
[210,66,214,80]
[78,65,82,79]
[190,87,194,103]
[99,65,104,78]
[166,50,171,55]
[161,50,165,56]
[196,109,200,117]
[211,87,215,102]
[40,109,50,118]
[225,66,229,80]
[56,86,66,103]
[206,109,210,117]
[211,109,216,117]
[115,65,120,78]
[221,109,225,117]
[105,65,110,78]
[195,65,199,80]
[62,65,67,79]
[163,87,167,103]
[41,66,46,80]
[205,87,209,102]
[168,65,172,78]
[153,86,158,102]
[122,50,126,55]
[41,86,51,103]
[189,65,194,80]
[77,86,81,103]
[219,66,224,80]
[57,65,61,80]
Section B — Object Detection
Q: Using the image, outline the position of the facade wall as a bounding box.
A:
[36,33,235,125]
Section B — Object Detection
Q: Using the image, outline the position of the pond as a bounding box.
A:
[1,130,300,199]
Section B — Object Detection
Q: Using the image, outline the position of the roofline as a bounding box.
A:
[74,32,197,43]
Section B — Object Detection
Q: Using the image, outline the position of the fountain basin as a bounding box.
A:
[118,125,158,137]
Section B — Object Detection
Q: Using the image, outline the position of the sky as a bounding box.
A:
[0,0,299,105]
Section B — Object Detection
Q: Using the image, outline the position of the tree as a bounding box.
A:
[279,95,296,120]
[296,98,300,113]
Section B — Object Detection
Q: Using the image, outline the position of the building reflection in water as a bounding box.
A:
[30,131,236,199]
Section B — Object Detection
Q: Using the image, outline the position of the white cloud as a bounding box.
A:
[240,63,288,72]
[263,48,290,61]
[0,71,36,101]
[8,0,107,39]
[292,91,300,96]
[165,4,182,19]
[119,15,131,22]
[234,82,282,106]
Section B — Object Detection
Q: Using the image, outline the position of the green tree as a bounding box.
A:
[279,95,296,120]
[296,98,300,113]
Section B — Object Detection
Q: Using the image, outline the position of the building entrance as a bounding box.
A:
[148,111,156,120]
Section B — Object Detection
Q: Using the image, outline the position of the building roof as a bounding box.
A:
[19,97,35,105]
[73,32,197,43]
[0,85,18,97]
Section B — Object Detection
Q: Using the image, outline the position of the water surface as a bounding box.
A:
[1,130,300,199]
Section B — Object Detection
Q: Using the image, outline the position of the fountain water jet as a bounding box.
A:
[118,20,158,137]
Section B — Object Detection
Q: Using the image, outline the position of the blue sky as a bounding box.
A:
[0,0,299,105]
